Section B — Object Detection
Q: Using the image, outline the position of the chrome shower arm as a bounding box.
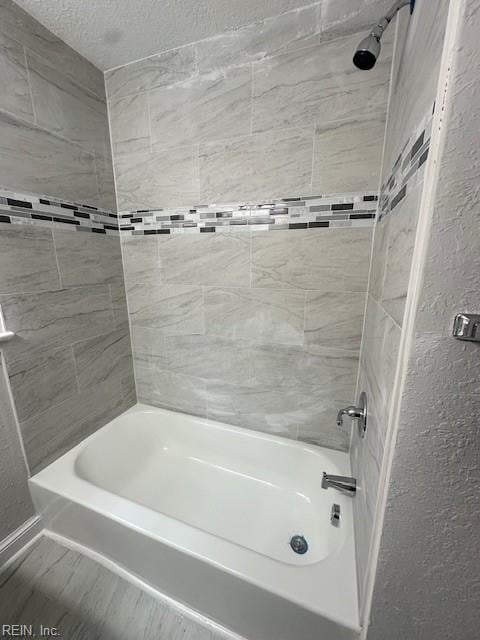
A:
[369,0,412,41]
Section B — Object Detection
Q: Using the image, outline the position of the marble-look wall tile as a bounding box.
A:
[21,374,135,473]
[295,386,353,449]
[122,235,159,286]
[321,0,392,40]
[360,296,401,428]
[305,290,366,351]
[0,0,115,209]
[377,183,422,326]
[128,283,204,335]
[110,283,130,330]
[205,381,299,439]
[26,50,108,156]
[131,326,166,364]
[0,31,34,122]
[0,0,105,100]
[146,363,208,418]
[53,231,123,287]
[105,46,197,100]
[0,285,113,363]
[250,343,358,390]
[115,145,199,210]
[252,32,391,134]
[0,110,99,204]
[381,0,450,175]
[110,93,150,157]
[368,204,389,303]
[251,228,372,291]
[0,224,60,294]
[196,5,321,72]
[206,380,352,449]
[107,4,391,210]
[199,127,313,203]
[165,335,250,384]
[73,329,134,391]
[8,346,78,422]
[95,152,117,211]
[204,287,305,345]
[149,66,251,149]
[159,233,251,287]
[124,224,373,448]
[312,117,386,193]
[351,300,401,605]
[0,359,35,541]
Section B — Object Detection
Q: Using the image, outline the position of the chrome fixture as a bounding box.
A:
[337,391,367,438]
[290,535,308,554]
[322,473,357,496]
[0,303,15,343]
[331,504,341,526]
[452,313,480,342]
[353,0,415,70]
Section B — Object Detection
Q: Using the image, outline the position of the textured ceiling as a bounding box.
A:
[14,0,310,70]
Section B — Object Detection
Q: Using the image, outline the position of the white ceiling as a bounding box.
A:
[15,0,310,71]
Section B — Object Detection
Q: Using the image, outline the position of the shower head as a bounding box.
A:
[353,0,415,70]
[353,35,382,71]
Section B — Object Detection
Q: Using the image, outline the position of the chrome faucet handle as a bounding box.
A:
[336,392,367,438]
[336,406,362,426]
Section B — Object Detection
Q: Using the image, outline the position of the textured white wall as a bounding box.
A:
[366,0,480,637]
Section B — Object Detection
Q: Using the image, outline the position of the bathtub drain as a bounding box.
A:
[290,535,308,555]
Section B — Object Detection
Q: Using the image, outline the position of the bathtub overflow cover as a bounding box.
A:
[290,535,308,555]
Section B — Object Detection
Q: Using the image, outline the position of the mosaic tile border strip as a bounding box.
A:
[378,103,435,222]
[0,189,120,235]
[0,189,379,235]
[118,192,378,235]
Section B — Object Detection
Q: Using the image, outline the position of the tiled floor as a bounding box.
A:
[0,536,230,640]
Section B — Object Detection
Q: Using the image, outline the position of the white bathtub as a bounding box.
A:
[30,404,360,640]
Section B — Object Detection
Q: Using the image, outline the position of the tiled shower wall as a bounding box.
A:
[0,0,115,209]
[106,1,392,207]
[0,0,134,545]
[115,1,394,448]
[351,0,451,614]
[124,223,372,449]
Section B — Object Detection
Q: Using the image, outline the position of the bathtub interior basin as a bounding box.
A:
[75,409,344,566]
[30,403,360,640]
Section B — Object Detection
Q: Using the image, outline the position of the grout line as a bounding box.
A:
[248,229,253,289]
[70,344,81,393]
[105,77,120,214]
[146,91,153,153]
[302,291,308,346]
[118,238,139,404]
[309,122,316,194]
[249,63,255,135]
[92,150,102,205]
[50,228,63,289]
[23,46,37,126]
[195,143,201,203]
